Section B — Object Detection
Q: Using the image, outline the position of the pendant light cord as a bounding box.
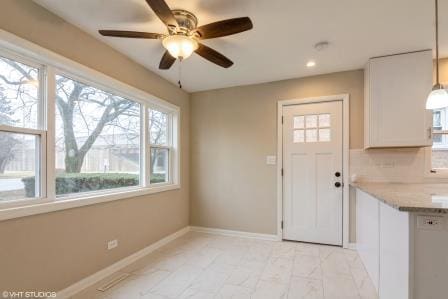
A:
[178,57,183,89]
[435,0,440,84]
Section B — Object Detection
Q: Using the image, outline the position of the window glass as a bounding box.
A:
[0,56,39,129]
[150,148,169,183]
[293,129,305,143]
[148,108,171,184]
[293,116,305,129]
[305,115,318,128]
[55,75,140,196]
[432,108,448,169]
[0,132,39,201]
[149,109,168,145]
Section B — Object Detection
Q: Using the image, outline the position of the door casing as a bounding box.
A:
[276,94,350,248]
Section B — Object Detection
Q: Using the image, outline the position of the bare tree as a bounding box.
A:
[1,58,140,174]
[55,76,139,173]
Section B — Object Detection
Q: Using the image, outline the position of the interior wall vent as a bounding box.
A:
[96,273,130,292]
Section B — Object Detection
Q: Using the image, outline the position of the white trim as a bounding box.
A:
[56,226,191,299]
[0,184,180,221]
[190,226,281,241]
[348,242,357,250]
[276,94,350,248]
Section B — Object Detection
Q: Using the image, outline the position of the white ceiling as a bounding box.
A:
[34,0,448,92]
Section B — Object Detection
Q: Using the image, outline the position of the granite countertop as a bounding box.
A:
[351,182,448,213]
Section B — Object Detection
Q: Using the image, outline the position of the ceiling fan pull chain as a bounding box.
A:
[178,57,183,89]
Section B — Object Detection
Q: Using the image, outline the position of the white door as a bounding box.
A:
[282,101,343,246]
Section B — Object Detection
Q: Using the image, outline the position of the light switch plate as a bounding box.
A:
[266,156,276,165]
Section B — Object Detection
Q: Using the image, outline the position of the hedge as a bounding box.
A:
[22,173,166,197]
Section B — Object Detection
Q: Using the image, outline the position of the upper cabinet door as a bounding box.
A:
[364,50,433,148]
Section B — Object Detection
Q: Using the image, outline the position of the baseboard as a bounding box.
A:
[56,226,190,299]
[190,226,280,241]
[348,242,357,250]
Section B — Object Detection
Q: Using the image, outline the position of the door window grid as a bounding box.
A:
[293,114,331,143]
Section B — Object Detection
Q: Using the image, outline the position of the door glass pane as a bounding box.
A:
[319,128,331,142]
[318,114,331,127]
[293,116,305,129]
[150,148,169,183]
[0,56,40,129]
[55,75,141,196]
[305,115,318,128]
[0,132,39,201]
[306,129,318,142]
[149,109,168,146]
[293,130,305,143]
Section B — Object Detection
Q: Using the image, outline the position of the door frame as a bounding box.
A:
[277,94,350,248]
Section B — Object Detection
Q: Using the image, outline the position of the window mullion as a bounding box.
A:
[143,105,150,187]
[46,67,56,200]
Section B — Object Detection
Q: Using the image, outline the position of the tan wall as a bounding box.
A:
[190,70,364,235]
[0,0,189,292]
[440,58,448,82]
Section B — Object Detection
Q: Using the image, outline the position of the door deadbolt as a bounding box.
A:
[335,172,341,177]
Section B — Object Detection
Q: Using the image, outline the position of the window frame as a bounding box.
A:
[0,30,181,219]
[426,87,448,178]
[0,49,47,207]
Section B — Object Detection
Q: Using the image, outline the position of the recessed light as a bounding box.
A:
[306,60,316,68]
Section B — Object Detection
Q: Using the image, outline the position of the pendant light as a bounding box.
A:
[426,0,448,110]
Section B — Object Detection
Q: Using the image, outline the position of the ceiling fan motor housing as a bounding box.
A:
[171,9,198,35]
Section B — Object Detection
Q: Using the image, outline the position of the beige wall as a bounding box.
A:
[0,0,189,292]
[190,70,364,235]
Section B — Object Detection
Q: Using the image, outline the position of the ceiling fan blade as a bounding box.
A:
[196,17,253,39]
[145,0,178,28]
[159,51,176,69]
[99,30,164,39]
[195,43,233,68]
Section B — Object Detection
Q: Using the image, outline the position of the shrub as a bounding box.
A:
[23,173,167,197]
[22,173,139,197]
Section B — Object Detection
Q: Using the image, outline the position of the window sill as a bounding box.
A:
[0,184,180,222]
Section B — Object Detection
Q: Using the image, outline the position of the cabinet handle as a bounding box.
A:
[428,127,432,140]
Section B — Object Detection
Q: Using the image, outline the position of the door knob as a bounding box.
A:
[335,172,341,177]
[335,182,342,188]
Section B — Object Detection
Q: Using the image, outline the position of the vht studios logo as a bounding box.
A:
[2,291,56,298]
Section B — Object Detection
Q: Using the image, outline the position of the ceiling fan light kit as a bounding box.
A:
[162,34,198,59]
[98,0,253,70]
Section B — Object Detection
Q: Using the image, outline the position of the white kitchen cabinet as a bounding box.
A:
[356,189,380,291]
[364,50,433,148]
[379,200,411,299]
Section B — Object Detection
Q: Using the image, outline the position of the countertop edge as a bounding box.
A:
[350,183,448,214]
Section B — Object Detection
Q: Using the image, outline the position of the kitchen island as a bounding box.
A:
[352,182,448,299]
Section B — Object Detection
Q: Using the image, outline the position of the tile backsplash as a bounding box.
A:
[350,148,448,183]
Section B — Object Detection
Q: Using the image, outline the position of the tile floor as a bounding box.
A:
[73,232,378,299]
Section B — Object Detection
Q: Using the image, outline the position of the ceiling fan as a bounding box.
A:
[98,0,253,70]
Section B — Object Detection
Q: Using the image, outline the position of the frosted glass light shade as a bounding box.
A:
[426,86,448,109]
[162,35,198,59]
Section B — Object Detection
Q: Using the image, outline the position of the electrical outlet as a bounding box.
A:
[107,239,118,250]
[417,215,444,230]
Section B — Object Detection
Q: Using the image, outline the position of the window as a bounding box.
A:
[148,108,172,184]
[55,75,141,196]
[293,114,331,143]
[0,34,180,215]
[431,107,448,171]
[0,55,45,203]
